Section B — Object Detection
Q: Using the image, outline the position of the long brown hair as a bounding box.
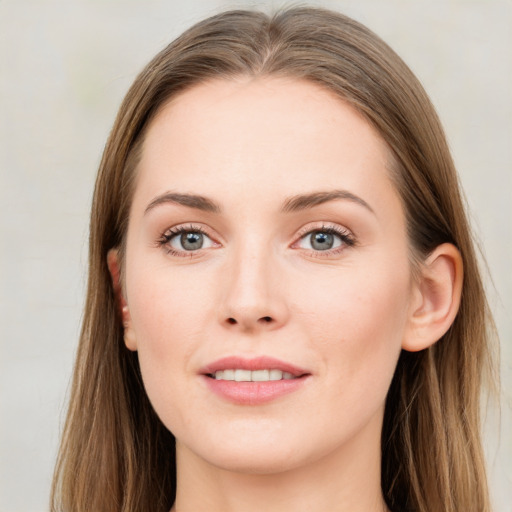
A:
[51,7,496,511]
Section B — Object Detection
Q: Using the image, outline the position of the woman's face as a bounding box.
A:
[120,77,416,474]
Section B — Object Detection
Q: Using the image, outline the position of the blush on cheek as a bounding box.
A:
[311,273,407,381]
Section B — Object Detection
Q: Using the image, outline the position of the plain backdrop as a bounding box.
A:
[1,1,510,510]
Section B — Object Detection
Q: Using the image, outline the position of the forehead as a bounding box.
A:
[135,77,399,215]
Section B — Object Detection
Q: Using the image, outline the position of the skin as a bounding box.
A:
[109,77,463,512]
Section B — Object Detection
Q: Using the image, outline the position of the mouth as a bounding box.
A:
[208,369,300,381]
[200,356,311,404]
[201,355,309,379]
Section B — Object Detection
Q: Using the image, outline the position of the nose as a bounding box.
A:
[218,244,290,333]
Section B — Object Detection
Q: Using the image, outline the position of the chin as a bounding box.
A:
[204,444,306,475]
[179,421,339,477]
[175,419,311,475]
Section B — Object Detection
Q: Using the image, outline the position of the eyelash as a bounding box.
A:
[157,224,215,258]
[293,224,356,258]
[157,223,356,258]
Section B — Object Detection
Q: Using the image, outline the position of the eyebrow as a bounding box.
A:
[144,189,374,215]
[145,192,221,214]
[281,190,375,214]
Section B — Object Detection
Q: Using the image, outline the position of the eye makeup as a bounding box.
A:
[156,220,356,260]
[157,223,219,258]
[292,222,356,259]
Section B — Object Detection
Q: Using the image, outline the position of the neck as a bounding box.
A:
[171,415,389,512]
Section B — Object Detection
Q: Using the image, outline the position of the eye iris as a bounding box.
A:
[310,231,334,250]
[181,232,203,250]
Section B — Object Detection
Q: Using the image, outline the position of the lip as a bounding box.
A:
[201,355,309,377]
[200,356,311,405]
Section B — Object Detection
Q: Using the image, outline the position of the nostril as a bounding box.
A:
[225,316,274,326]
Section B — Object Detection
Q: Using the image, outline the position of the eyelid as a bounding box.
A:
[293,222,354,240]
[161,223,203,238]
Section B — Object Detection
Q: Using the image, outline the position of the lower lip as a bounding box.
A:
[202,375,309,405]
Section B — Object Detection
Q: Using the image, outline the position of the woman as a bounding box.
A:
[51,7,496,512]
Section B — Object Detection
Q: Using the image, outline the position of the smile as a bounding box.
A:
[201,356,310,405]
[211,369,297,381]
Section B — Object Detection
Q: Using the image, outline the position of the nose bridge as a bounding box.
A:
[219,235,288,331]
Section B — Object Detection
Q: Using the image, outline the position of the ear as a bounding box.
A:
[402,243,463,352]
[107,249,137,351]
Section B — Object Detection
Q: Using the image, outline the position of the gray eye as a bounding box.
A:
[310,232,334,251]
[297,229,344,252]
[180,232,204,250]
[168,230,214,252]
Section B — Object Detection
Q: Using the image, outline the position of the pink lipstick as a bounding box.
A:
[200,356,311,405]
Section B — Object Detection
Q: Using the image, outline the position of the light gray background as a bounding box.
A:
[1,1,510,510]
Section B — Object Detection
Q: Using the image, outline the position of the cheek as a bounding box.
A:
[127,260,214,346]
[294,259,410,396]
[124,261,216,407]
[297,258,410,339]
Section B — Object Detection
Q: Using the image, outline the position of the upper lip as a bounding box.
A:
[200,356,310,377]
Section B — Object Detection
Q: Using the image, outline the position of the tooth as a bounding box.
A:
[252,369,270,382]
[234,369,251,382]
[214,368,297,381]
[223,369,235,380]
[269,369,283,381]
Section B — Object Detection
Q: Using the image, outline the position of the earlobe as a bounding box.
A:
[107,249,138,351]
[402,243,463,352]
[121,305,138,351]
